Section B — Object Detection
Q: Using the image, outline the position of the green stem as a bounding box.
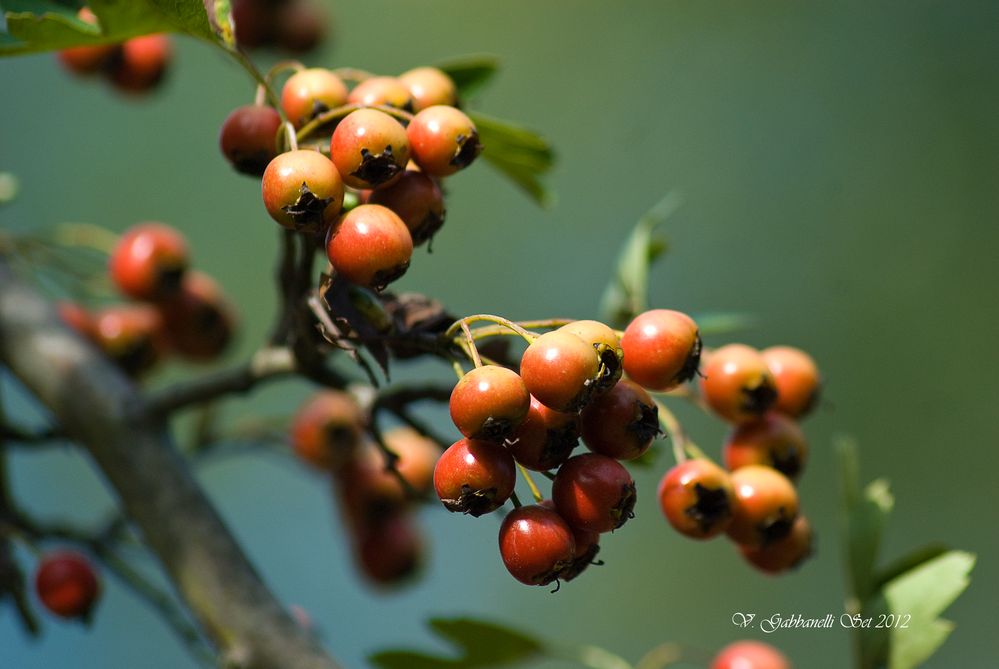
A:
[229,48,282,114]
[517,463,544,503]
[296,104,415,144]
[444,315,537,345]
[459,320,482,368]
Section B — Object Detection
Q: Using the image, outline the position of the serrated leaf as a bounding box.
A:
[884,551,975,669]
[436,54,500,98]
[599,193,682,328]
[468,111,554,207]
[873,543,950,590]
[370,617,544,669]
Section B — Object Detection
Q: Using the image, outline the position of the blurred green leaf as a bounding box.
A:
[436,54,500,98]
[0,172,20,204]
[469,111,554,208]
[884,551,975,669]
[873,543,950,590]
[599,193,682,328]
[370,617,544,669]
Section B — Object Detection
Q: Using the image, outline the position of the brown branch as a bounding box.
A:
[0,258,341,669]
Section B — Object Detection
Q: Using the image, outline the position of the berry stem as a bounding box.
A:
[444,314,537,345]
[654,398,693,464]
[464,318,575,341]
[509,491,523,509]
[459,320,483,368]
[282,122,299,152]
[229,48,282,115]
[332,67,375,83]
[516,462,544,503]
[264,60,306,87]
[296,104,415,144]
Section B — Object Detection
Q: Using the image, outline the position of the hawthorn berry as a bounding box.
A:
[559,319,623,393]
[726,465,799,548]
[700,344,778,424]
[506,396,580,471]
[450,365,530,441]
[761,346,821,419]
[354,511,422,586]
[740,515,813,574]
[281,68,349,128]
[290,390,365,472]
[330,109,410,189]
[433,438,515,516]
[274,0,326,54]
[92,305,165,376]
[158,271,235,362]
[382,426,441,495]
[580,379,659,460]
[407,106,483,177]
[34,551,101,620]
[498,504,576,586]
[552,453,636,533]
[520,330,601,413]
[325,204,413,290]
[57,9,115,75]
[347,76,413,110]
[620,309,701,391]
[337,444,411,527]
[109,222,189,301]
[398,67,458,112]
[657,459,734,539]
[723,413,808,481]
[366,170,446,246]
[711,641,791,669]
[109,34,172,94]
[219,104,282,176]
[262,149,344,232]
[541,500,601,581]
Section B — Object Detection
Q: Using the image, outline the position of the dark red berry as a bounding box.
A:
[275,0,326,54]
[740,515,813,574]
[219,104,282,176]
[658,459,734,539]
[34,551,100,620]
[540,500,601,581]
[354,511,422,586]
[433,438,515,517]
[407,106,482,177]
[498,504,576,586]
[366,170,445,246]
[449,365,530,441]
[552,453,636,533]
[621,309,701,391]
[506,396,580,471]
[158,271,235,362]
[580,379,659,460]
[723,413,808,481]
[325,204,413,290]
[520,330,601,413]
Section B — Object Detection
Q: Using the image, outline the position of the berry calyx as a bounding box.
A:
[219,104,282,176]
[330,109,410,189]
[658,459,734,539]
[109,34,171,94]
[700,344,778,424]
[559,320,623,393]
[506,396,580,471]
[281,68,349,128]
[407,106,483,177]
[739,515,813,574]
[367,170,446,246]
[398,67,458,112]
[109,222,189,301]
[261,149,344,233]
[520,330,601,413]
[620,309,701,391]
[723,413,808,481]
[761,346,821,419]
[158,271,235,362]
[449,365,530,442]
[325,204,413,290]
[726,465,799,547]
[290,390,366,472]
[552,453,636,533]
[498,504,576,586]
[580,379,659,461]
[34,551,101,620]
[433,438,516,517]
[711,641,791,669]
[347,76,413,110]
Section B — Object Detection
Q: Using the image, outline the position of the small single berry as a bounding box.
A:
[92,305,166,376]
[274,0,326,54]
[711,641,791,669]
[407,106,482,177]
[109,34,171,94]
[520,330,602,413]
[330,109,410,189]
[506,396,580,471]
[433,438,516,517]
[740,515,814,574]
[580,379,659,460]
[726,465,799,548]
[398,67,458,112]
[700,344,778,424]
[354,511,422,586]
[559,320,623,393]
[34,551,101,620]
[219,104,282,176]
[261,149,344,232]
[382,426,441,495]
[761,346,821,419]
[450,365,530,441]
[367,170,445,246]
[658,459,734,539]
[325,204,413,290]
[158,271,235,362]
[347,76,413,110]
[281,68,348,128]
[723,413,808,481]
[552,453,636,533]
[109,222,189,301]
[621,309,701,391]
[290,390,366,472]
[498,504,576,586]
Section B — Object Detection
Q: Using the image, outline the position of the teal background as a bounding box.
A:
[2,1,998,667]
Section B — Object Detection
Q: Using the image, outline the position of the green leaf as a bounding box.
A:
[599,193,682,328]
[370,617,544,669]
[436,54,500,98]
[468,111,555,208]
[0,172,20,205]
[201,0,235,48]
[690,312,757,337]
[884,550,975,669]
[873,543,950,590]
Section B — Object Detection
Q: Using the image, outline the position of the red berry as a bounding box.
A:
[290,390,365,472]
[354,511,422,586]
[232,0,274,49]
[761,346,821,419]
[498,504,576,586]
[552,453,636,533]
[712,641,791,669]
[580,379,659,460]
[450,365,530,441]
[540,500,601,581]
[559,320,623,393]
[740,515,813,574]
[34,551,100,620]
[366,170,445,246]
[407,106,482,177]
[57,10,115,75]
[219,104,282,177]
[261,150,344,233]
[700,344,778,424]
[92,305,166,376]
[158,271,235,362]
[281,68,348,128]
[506,396,580,471]
[330,109,410,189]
[337,442,409,527]
[658,459,734,539]
[347,76,413,110]
[726,466,799,548]
[621,309,701,391]
[433,438,515,516]
[723,413,808,481]
[274,0,326,54]
[398,67,458,112]
[109,222,189,301]
[382,426,440,495]
[109,34,171,94]
[520,330,601,413]
[325,204,413,290]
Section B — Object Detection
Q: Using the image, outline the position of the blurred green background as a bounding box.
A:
[2,0,998,667]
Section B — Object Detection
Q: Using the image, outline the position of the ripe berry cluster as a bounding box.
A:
[57,8,171,94]
[658,342,820,574]
[59,223,235,377]
[433,312,704,588]
[290,390,439,586]
[33,550,101,622]
[232,0,327,54]
[219,64,481,291]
